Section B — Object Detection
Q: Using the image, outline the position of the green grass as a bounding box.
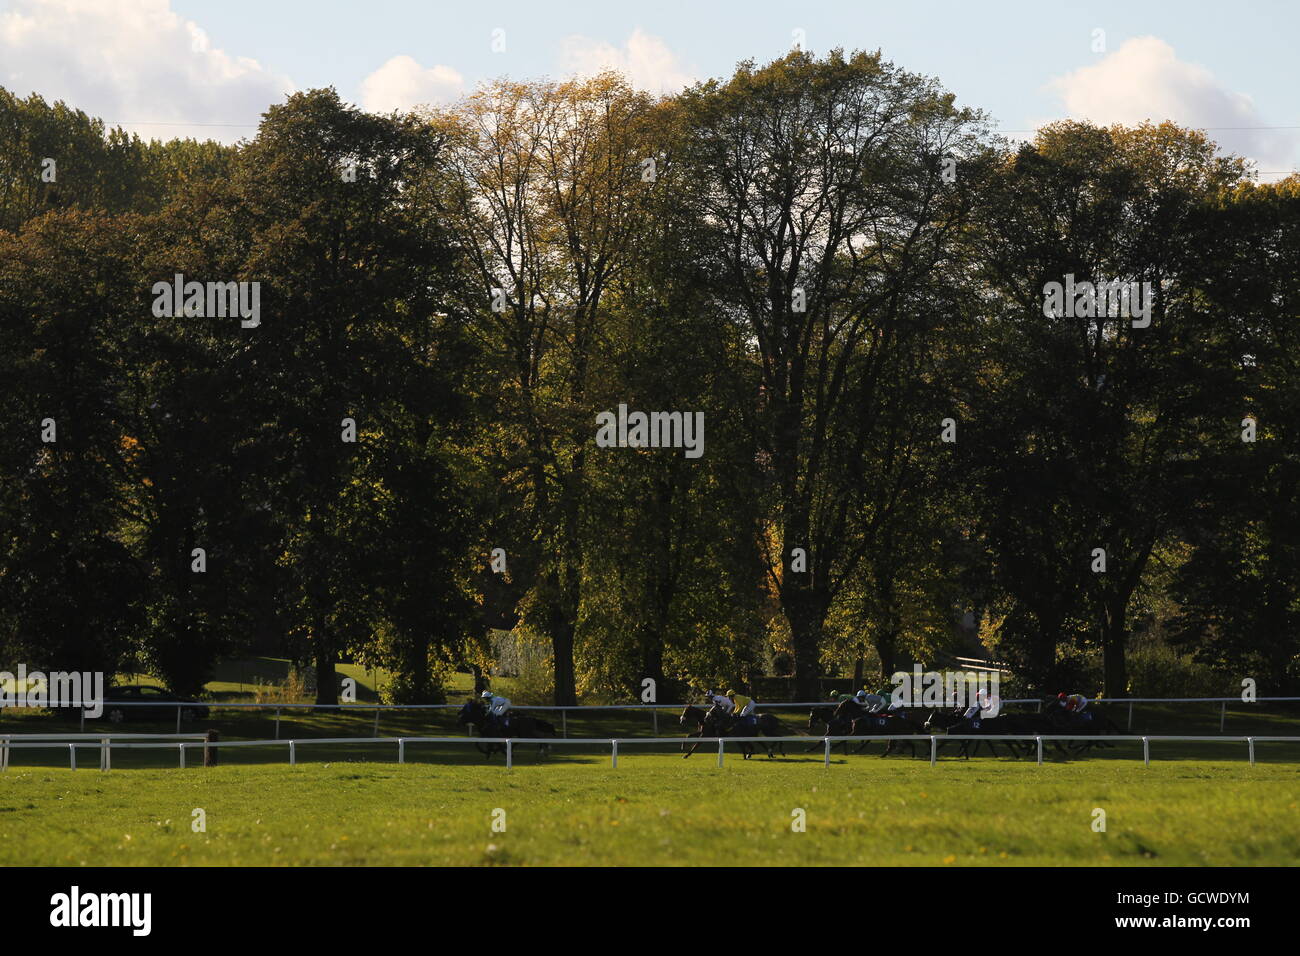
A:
[2,754,1297,866]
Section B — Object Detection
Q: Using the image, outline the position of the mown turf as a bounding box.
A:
[3,755,1297,866]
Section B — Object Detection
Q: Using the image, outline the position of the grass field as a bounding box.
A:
[4,667,1298,865]
[3,754,1298,866]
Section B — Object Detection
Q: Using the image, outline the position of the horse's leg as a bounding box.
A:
[683,730,704,758]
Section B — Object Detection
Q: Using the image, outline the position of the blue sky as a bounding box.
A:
[3,0,1297,176]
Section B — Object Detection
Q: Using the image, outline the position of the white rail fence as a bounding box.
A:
[2,732,1296,773]
[42,695,1300,737]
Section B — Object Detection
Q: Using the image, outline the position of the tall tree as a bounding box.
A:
[433,75,657,704]
[674,50,986,698]
[969,122,1247,694]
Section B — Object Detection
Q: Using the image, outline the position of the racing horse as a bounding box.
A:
[924,708,1025,759]
[679,704,786,759]
[832,697,925,757]
[807,705,855,752]
[457,698,557,760]
[1042,699,1124,753]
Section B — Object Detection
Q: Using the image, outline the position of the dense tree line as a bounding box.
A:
[1,50,1296,703]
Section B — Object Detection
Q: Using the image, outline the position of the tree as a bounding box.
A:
[674,49,986,698]
[221,89,474,703]
[968,122,1248,694]
[433,75,658,704]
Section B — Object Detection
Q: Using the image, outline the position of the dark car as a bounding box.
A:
[100,685,210,724]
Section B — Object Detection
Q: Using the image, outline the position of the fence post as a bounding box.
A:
[1142,736,1149,767]
[824,737,831,768]
[653,709,658,735]
[289,740,296,766]
[374,707,381,737]
[1247,737,1255,767]
[69,743,76,771]
[1036,736,1043,765]
[717,738,724,768]
[80,709,85,733]
[562,710,567,738]
[204,730,219,767]
[1127,701,1134,730]
[398,739,405,764]
[1219,701,1226,732]
[0,736,8,771]
[176,704,182,734]
[100,737,110,772]
[274,708,281,740]
[929,736,937,766]
[506,739,513,770]
[178,743,186,769]
[611,739,618,769]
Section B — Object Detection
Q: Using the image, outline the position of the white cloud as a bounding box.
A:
[0,0,294,144]
[559,28,695,95]
[1047,36,1296,173]
[360,55,464,114]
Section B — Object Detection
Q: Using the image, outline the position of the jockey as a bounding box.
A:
[706,689,734,714]
[962,688,990,721]
[480,689,512,728]
[1058,692,1090,717]
[854,688,888,713]
[727,689,757,731]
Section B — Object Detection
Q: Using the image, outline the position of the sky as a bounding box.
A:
[1,0,1296,178]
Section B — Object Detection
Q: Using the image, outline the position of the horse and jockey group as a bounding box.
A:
[679,688,792,758]
[920,689,1121,758]
[455,679,1114,762]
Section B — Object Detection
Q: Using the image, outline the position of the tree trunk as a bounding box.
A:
[1101,601,1128,698]
[785,592,825,701]
[642,633,665,700]
[551,621,577,706]
[1028,614,1059,694]
[875,629,899,682]
[314,642,337,705]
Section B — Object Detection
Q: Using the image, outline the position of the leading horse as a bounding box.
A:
[457,698,557,760]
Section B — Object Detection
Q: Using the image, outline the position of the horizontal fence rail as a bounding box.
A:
[2,733,1295,773]
[45,695,1300,712]
[12,694,1292,737]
